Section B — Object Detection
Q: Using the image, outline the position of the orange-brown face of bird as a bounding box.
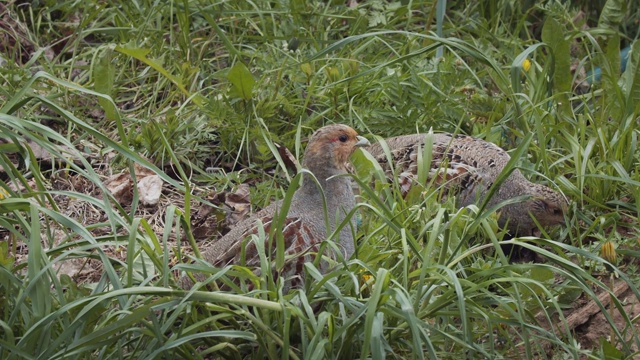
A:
[304,124,370,169]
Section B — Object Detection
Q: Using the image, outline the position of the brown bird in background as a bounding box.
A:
[181,124,370,289]
[366,133,567,236]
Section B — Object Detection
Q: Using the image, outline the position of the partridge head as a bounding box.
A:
[180,124,370,289]
[366,133,567,236]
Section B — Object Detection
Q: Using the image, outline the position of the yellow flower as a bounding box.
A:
[0,188,8,200]
[360,273,374,296]
[601,241,617,265]
[522,59,531,72]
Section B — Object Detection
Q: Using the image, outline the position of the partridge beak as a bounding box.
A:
[355,136,370,147]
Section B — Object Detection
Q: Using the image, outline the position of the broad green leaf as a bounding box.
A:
[529,266,554,282]
[93,48,117,121]
[598,0,627,30]
[600,337,624,359]
[127,219,157,285]
[0,198,32,213]
[604,34,622,83]
[350,146,387,185]
[541,16,571,115]
[300,62,313,77]
[622,41,640,114]
[227,61,255,100]
[0,241,14,268]
[0,141,21,153]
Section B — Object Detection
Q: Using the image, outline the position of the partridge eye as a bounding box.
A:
[338,135,348,142]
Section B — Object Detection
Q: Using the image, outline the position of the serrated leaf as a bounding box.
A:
[368,12,386,27]
[598,0,627,30]
[227,62,255,100]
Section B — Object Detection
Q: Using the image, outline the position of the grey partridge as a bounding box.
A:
[181,124,370,289]
[366,133,567,236]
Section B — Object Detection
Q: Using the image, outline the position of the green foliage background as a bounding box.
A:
[1,0,640,358]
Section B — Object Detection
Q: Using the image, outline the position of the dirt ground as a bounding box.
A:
[534,278,640,358]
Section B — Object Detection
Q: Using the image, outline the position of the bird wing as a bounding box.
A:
[224,215,317,268]
[368,133,487,200]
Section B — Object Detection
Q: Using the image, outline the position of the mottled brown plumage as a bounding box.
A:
[181,124,369,289]
[367,133,567,236]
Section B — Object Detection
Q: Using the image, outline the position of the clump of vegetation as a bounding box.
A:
[1,0,639,358]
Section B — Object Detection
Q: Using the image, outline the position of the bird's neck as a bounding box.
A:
[297,163,353,208]
[297,166,348,201]
[294,156,356,256]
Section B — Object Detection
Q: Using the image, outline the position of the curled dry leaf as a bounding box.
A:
[275,142,300,173]
[105,172,132,204]
[105,161,163,206]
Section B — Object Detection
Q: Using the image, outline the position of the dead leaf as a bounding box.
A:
[105,172,132,204]
[133,161,156,178]
[275,142,300,173]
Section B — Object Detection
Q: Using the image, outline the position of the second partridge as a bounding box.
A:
[366,133,567,236]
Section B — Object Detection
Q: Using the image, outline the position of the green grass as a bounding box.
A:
[1,0,640,358]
